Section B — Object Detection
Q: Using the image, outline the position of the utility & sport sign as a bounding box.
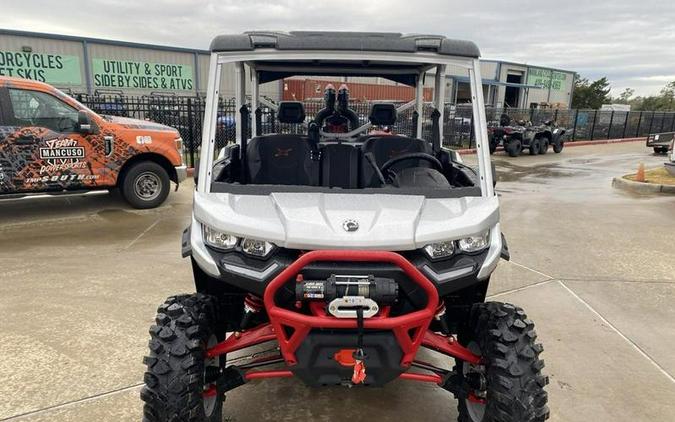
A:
[92,59,194,91]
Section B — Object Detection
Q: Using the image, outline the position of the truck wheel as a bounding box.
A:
[552,140,564,153]
[529,138,541,155]
[506,139,522,157]
[141,294,224,422]
[539,139,549,154]
[456,302,549,422]
[120,161,170,209]
[654,147,667,154]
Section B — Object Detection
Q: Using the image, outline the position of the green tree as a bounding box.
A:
[628,81,675,111]
[660,81,675,110]
[616,88,634,103]
[572,77,611,109]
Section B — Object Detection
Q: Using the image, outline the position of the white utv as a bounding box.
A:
[141,31,549,422]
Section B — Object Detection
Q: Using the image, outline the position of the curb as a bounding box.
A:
[456,137,646,154]
[612,176,675,194]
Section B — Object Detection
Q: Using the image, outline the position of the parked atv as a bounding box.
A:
[490,114,566,157]
[141,31,549,422]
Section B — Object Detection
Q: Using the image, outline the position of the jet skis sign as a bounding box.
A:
[38,138,86,173]
[0,51,82,85]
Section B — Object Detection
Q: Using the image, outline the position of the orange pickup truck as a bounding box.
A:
[0,76,187,208]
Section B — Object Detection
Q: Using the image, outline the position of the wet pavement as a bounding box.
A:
[0,141,673,421]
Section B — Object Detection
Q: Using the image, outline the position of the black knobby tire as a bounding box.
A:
[529,138,541,155]
[552,141,564,154]
[539,139,549,155]
[141,294,225,422]
[489,138,499,155]
[120,161,170,209]
[506,140,522,157]
[456,302,549,422]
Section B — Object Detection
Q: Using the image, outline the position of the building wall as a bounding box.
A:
[492,61,575,108]
[0,30,574,107]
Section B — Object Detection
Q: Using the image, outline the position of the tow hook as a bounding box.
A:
[351,307,368,385]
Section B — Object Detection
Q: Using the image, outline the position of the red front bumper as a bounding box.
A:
[206,250,481,385]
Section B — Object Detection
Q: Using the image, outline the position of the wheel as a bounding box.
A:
[529,138,541,155]
[489,138,499,154]
[552,140,564,153]
[141,294,225,422]
[654,147,668,154]
[120,161,170,209]
[455,302,549,422]
[538,139,549,155]
[506,139,522,157]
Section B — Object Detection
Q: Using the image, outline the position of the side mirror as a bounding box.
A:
[77,111,92,134]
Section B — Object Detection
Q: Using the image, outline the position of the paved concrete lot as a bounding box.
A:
[1,141,673,421]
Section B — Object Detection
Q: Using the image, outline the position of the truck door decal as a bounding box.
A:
[0,127,100,191]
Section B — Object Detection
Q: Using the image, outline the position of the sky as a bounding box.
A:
[1,0,673,97]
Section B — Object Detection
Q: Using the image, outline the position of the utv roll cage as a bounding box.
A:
[141,33,553,420]
[197,31,494,197]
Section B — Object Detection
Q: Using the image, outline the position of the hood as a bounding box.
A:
[193,191,499,251]
[103,115,178,133]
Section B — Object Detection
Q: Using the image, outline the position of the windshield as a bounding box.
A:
[198,52,493,199]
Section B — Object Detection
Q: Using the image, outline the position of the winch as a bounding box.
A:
[296,274,398,318]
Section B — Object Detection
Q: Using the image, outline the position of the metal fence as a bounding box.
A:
[74,93,675,167]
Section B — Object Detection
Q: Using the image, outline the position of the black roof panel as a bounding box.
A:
[210,31,480,58]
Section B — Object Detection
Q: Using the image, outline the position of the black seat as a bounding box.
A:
[247,135,319,185]
[245,102,319,185]
[321,143,360,188]
[277,101,305,124]
[359,103,433,187]
[360,136,433,187]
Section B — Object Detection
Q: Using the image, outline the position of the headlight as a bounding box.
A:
[458,230,490,253]
[203,225,238,251]
[241,238,275,258]
[422,230,490,259]
[423,241,455,259]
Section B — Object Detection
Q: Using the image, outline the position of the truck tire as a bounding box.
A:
[141,294,225,422]
[506,139,522,157]
[456,302,549,422]
[529,138,541,155]
[552,140,564,153]
[654,147,668,154]
[120,161,170,209]
[539,138,549,154]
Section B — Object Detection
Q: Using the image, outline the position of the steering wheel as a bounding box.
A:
[380,152,443,179]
